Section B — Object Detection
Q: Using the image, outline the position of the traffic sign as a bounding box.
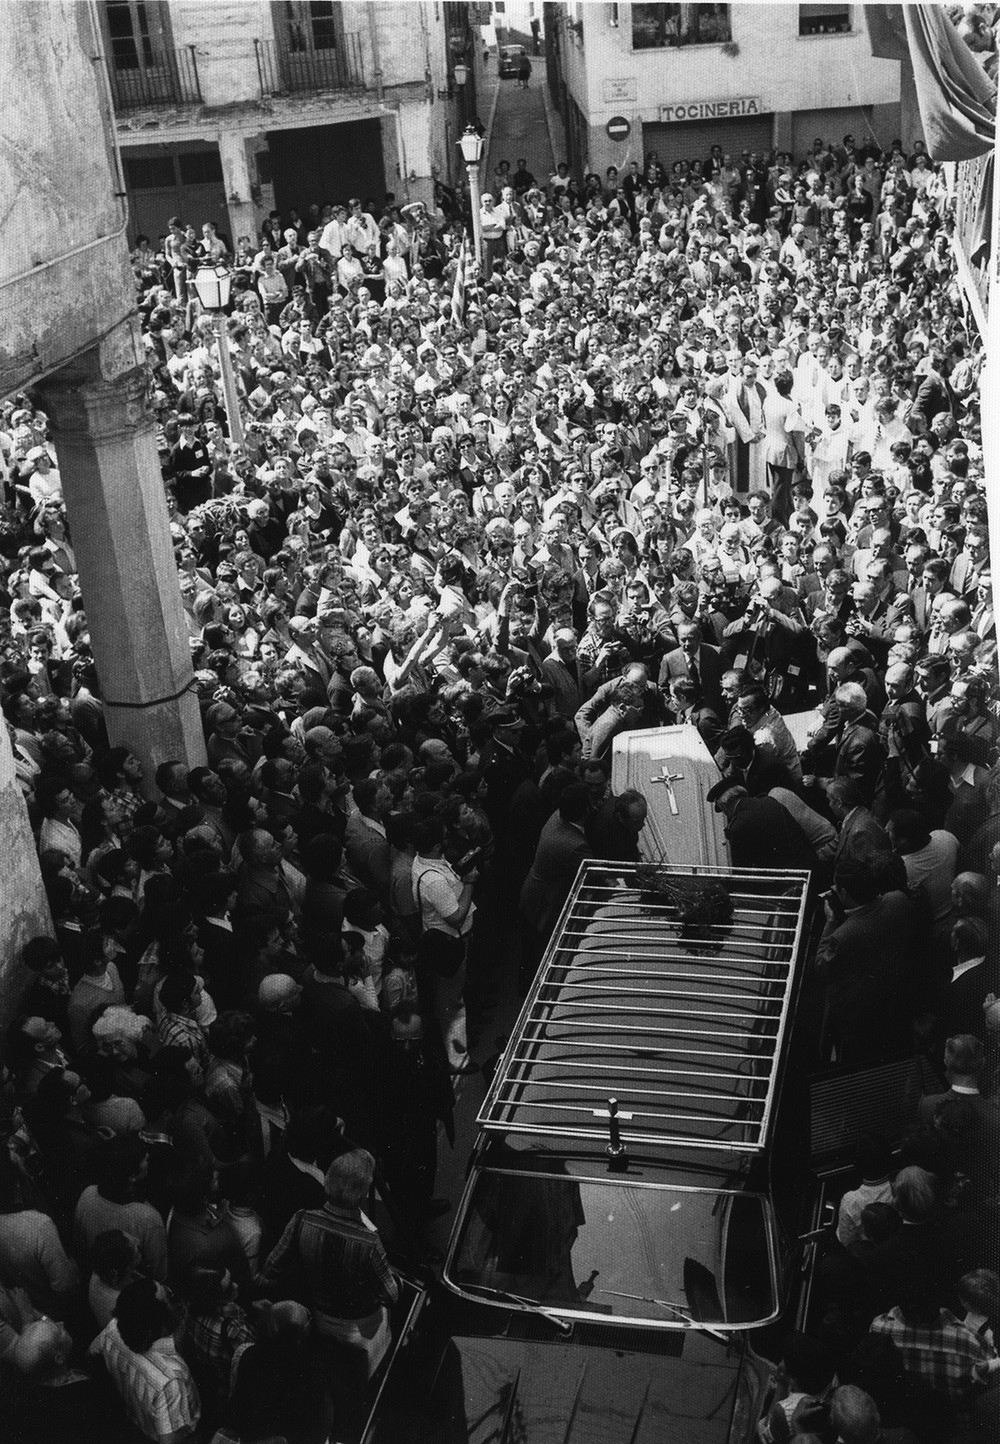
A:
[606,115,631,141]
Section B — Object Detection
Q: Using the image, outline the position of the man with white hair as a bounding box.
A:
[823,680,885,805]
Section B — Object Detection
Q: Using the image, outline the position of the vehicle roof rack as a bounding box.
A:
[479,861,810,1154]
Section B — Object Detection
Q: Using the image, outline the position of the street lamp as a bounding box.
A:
[458,125,485,272]
[192,262,245,449]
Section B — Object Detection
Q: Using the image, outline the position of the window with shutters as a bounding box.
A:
[632,3,731,48]
[799,4,851,36]
[282,0,342,52]
[103,0,171,69]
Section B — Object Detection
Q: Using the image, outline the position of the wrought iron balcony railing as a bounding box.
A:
[254,33,366,97]
[106,45,202,112]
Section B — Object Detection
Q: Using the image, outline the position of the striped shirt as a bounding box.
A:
[262,1203,398,1321]
[91,1321,200,1441]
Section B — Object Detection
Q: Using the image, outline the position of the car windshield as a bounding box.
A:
[448,1165,777,1328]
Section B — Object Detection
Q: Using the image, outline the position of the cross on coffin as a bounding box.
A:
[650,766,684,815]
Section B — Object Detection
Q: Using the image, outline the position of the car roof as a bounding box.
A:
[501,43,525,53]
[479,861,809,1156]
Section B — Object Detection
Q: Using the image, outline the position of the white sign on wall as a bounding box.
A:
[659,97,763,123]
[603,76,638,103]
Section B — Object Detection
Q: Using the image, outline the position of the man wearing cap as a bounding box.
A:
[478,707,531,844]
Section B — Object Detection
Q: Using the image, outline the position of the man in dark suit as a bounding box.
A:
[520,782,593,951]
[665,677,725,755]
[931,917,996,1043]
[709,779,819,873]
[167,413,213,513]
[585,789,647,862]
[916,1033,1000,1200]
[949,527,989,603]
[849,564,915,668]
[970,569,994,646]
[826,777,907,891]
[344,777,392,909]
[658,620,724,715]
[540,629,584,721]
[815,861,922,1063]
[716,725,799,797]
[827,683,886,806]
[907,352,959,434]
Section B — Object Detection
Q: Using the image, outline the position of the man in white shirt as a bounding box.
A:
[411,816,477,1073]
[319,205,348,263]
[734,683,803,785]
[345,198,380,254]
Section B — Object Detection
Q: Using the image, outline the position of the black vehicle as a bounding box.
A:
[498,42,526,77]
[364,860,823,1444]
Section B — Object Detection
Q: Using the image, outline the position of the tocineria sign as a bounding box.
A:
[659,96,763,122]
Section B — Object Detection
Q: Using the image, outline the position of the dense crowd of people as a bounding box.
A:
[0,106,999,1444]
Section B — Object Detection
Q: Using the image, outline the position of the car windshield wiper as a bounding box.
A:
[599,1288,730,1342]
[461,1281,574,1333]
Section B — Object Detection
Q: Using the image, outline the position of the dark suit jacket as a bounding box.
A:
[344,812,392,907]
[585,798,642,862]
[908,370,958,433]
[540,654,583,720]
[816,890,920,1062]
[519,815,592,940]
[833,713,885,804]
[658,643,724,713]
[833,806,906,891]
[725,795,819,872]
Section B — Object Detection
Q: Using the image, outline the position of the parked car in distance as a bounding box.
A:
[498,43,526,76]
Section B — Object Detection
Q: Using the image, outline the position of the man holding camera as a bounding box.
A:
[719,577,810,709]
[577,599,641,699]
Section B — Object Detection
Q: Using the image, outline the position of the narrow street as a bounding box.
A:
[484,49,559,193]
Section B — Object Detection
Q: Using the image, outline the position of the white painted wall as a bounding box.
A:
[565,2,899,130]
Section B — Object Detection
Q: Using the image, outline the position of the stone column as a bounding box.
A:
[0,724,53,1031]
[38,336,206,781]
[217,130,260,248]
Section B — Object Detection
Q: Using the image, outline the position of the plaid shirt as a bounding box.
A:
[870,1307,990,1400]
[178,1301,254,1406]
[157,1012,210,1077]
[262,1203,398,1321]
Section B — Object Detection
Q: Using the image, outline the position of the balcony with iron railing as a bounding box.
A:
[254,32,366,97]
[105,44,202,112]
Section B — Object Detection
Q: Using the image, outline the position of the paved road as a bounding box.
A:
[484,57,556,195]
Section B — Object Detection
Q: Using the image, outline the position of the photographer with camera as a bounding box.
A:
[719,576,811,709]
[576,598,641,699]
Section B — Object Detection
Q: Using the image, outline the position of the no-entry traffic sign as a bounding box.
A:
[606,115,631,141]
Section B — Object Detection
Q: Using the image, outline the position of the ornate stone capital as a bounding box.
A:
[39,352,154,446]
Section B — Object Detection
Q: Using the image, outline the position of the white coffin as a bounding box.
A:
[611,725,731,867]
